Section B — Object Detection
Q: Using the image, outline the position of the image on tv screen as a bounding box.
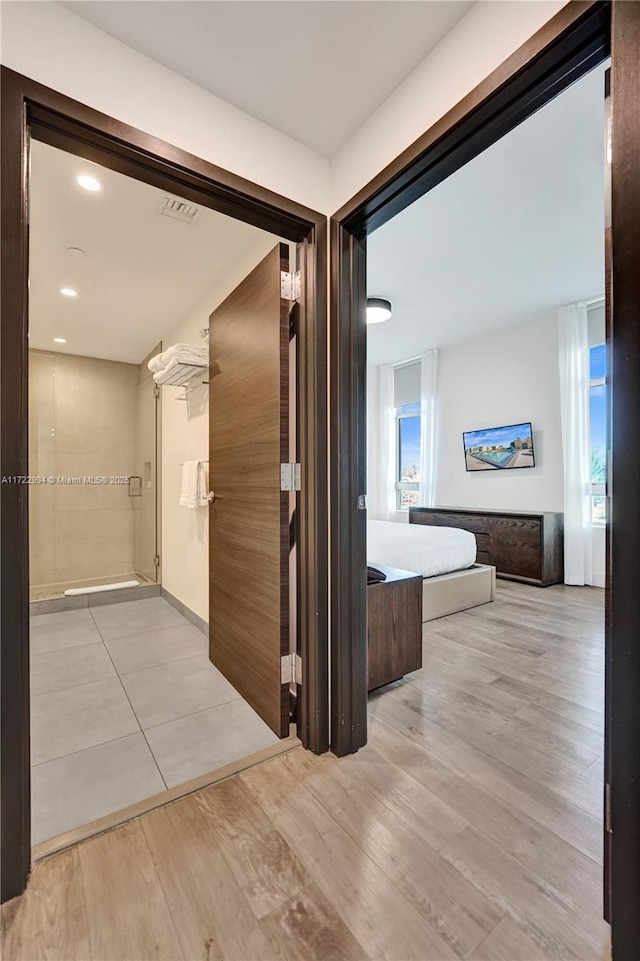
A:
[463,422,535,471]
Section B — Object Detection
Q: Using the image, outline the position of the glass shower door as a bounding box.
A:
[133,345,161,583]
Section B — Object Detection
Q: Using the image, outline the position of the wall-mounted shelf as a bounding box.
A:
[175,378,209,401]
[154,358,208,388]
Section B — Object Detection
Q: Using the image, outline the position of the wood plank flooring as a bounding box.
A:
[1,581,611,960]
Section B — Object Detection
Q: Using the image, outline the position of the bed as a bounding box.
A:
[367,519,495,621]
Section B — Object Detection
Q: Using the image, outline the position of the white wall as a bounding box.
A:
[436,313,563,512]
[0,1,331,214]
[331,1,566,209]
[369,306,607,587]
[1,0,568,216]
[161,234,276,622]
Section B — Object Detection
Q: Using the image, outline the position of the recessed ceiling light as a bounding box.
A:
[67,247,86,258]
[59,287,78,298]
[366,297,393,325]
[77,174,102,192]
[53,337,67,344]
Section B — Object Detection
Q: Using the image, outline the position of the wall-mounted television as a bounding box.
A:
[463,422,535,472]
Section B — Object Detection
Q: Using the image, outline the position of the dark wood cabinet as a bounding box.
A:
[367,566,423,691]
[409,507,564,587]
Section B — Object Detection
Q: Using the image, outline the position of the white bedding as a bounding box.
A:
[367,519,476,579]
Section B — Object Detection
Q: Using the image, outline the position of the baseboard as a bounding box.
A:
[161,587,208,636]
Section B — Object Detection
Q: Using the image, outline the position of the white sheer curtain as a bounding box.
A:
[367,364,396,521]
[419,348,439,508]
[558,302,593,585]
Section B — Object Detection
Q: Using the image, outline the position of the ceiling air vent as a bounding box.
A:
[159,195,202,225]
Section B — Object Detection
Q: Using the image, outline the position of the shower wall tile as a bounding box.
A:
[29,350,139,588]
[55,533,134,571]
[54,423,133,457]
[30,485,55,524]
[55,394,134,427]
[30,560,56,588]
[54,452,133,477]
[55,510,133,542]
[53,353,138,400]
[55,563,133,585]
[54,482,131,513]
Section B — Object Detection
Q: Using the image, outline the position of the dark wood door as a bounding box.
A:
[208,244,291,737]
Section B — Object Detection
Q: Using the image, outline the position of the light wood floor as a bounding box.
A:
[2,581,610,961]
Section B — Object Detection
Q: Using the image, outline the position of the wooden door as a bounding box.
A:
[208,244,291,737]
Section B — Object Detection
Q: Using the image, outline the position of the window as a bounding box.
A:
[397,402,420,509]
[392,360,422,509]
[589,343,606,523]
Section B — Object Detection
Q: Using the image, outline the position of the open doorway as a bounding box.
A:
[27,140,296,847]
[360,58,609,958]
[1,67,327,902]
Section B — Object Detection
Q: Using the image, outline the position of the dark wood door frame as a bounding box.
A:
[0,67,328,903]
[330,0,611,758]
[331,0,640,956]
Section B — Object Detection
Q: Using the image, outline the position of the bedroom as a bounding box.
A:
[365,55,606,616]
[362,55,608,947]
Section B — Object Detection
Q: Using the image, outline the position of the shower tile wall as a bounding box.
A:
[29,350,139,591]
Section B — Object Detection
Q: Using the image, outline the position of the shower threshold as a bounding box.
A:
[29,571,156,601]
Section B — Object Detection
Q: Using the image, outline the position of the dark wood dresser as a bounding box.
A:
[367,565,423,691]
[409,507,564,587]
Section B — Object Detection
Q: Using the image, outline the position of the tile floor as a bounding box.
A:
[30,596,279,845]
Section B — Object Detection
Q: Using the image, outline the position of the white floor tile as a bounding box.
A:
[104,623,207,675]
[31,733,166,845]
[30,641,116,696]
[31,677,140,765]
[121,655,240,729]
[146,698,279,788]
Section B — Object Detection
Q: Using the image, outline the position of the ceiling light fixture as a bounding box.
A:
[53,337,67,344]
[59,287,78,298]
[366,297,393,325]
[77,174,102,192]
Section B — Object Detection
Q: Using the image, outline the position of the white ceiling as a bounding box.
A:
[366,62,607,367]
[60,0,474,157]
[29,140,274,363]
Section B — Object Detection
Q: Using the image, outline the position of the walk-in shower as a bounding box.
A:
[28,347,160,601]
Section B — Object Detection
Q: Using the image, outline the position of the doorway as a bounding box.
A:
[27,141,302,847]
[330,1,640,957]
[1,68,328,902]
[363,56,608,960]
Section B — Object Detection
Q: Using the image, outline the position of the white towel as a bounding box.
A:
[196,462,209,507]
[149,344,208,374]
[147,352,165,374]
[179,460,209,508]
